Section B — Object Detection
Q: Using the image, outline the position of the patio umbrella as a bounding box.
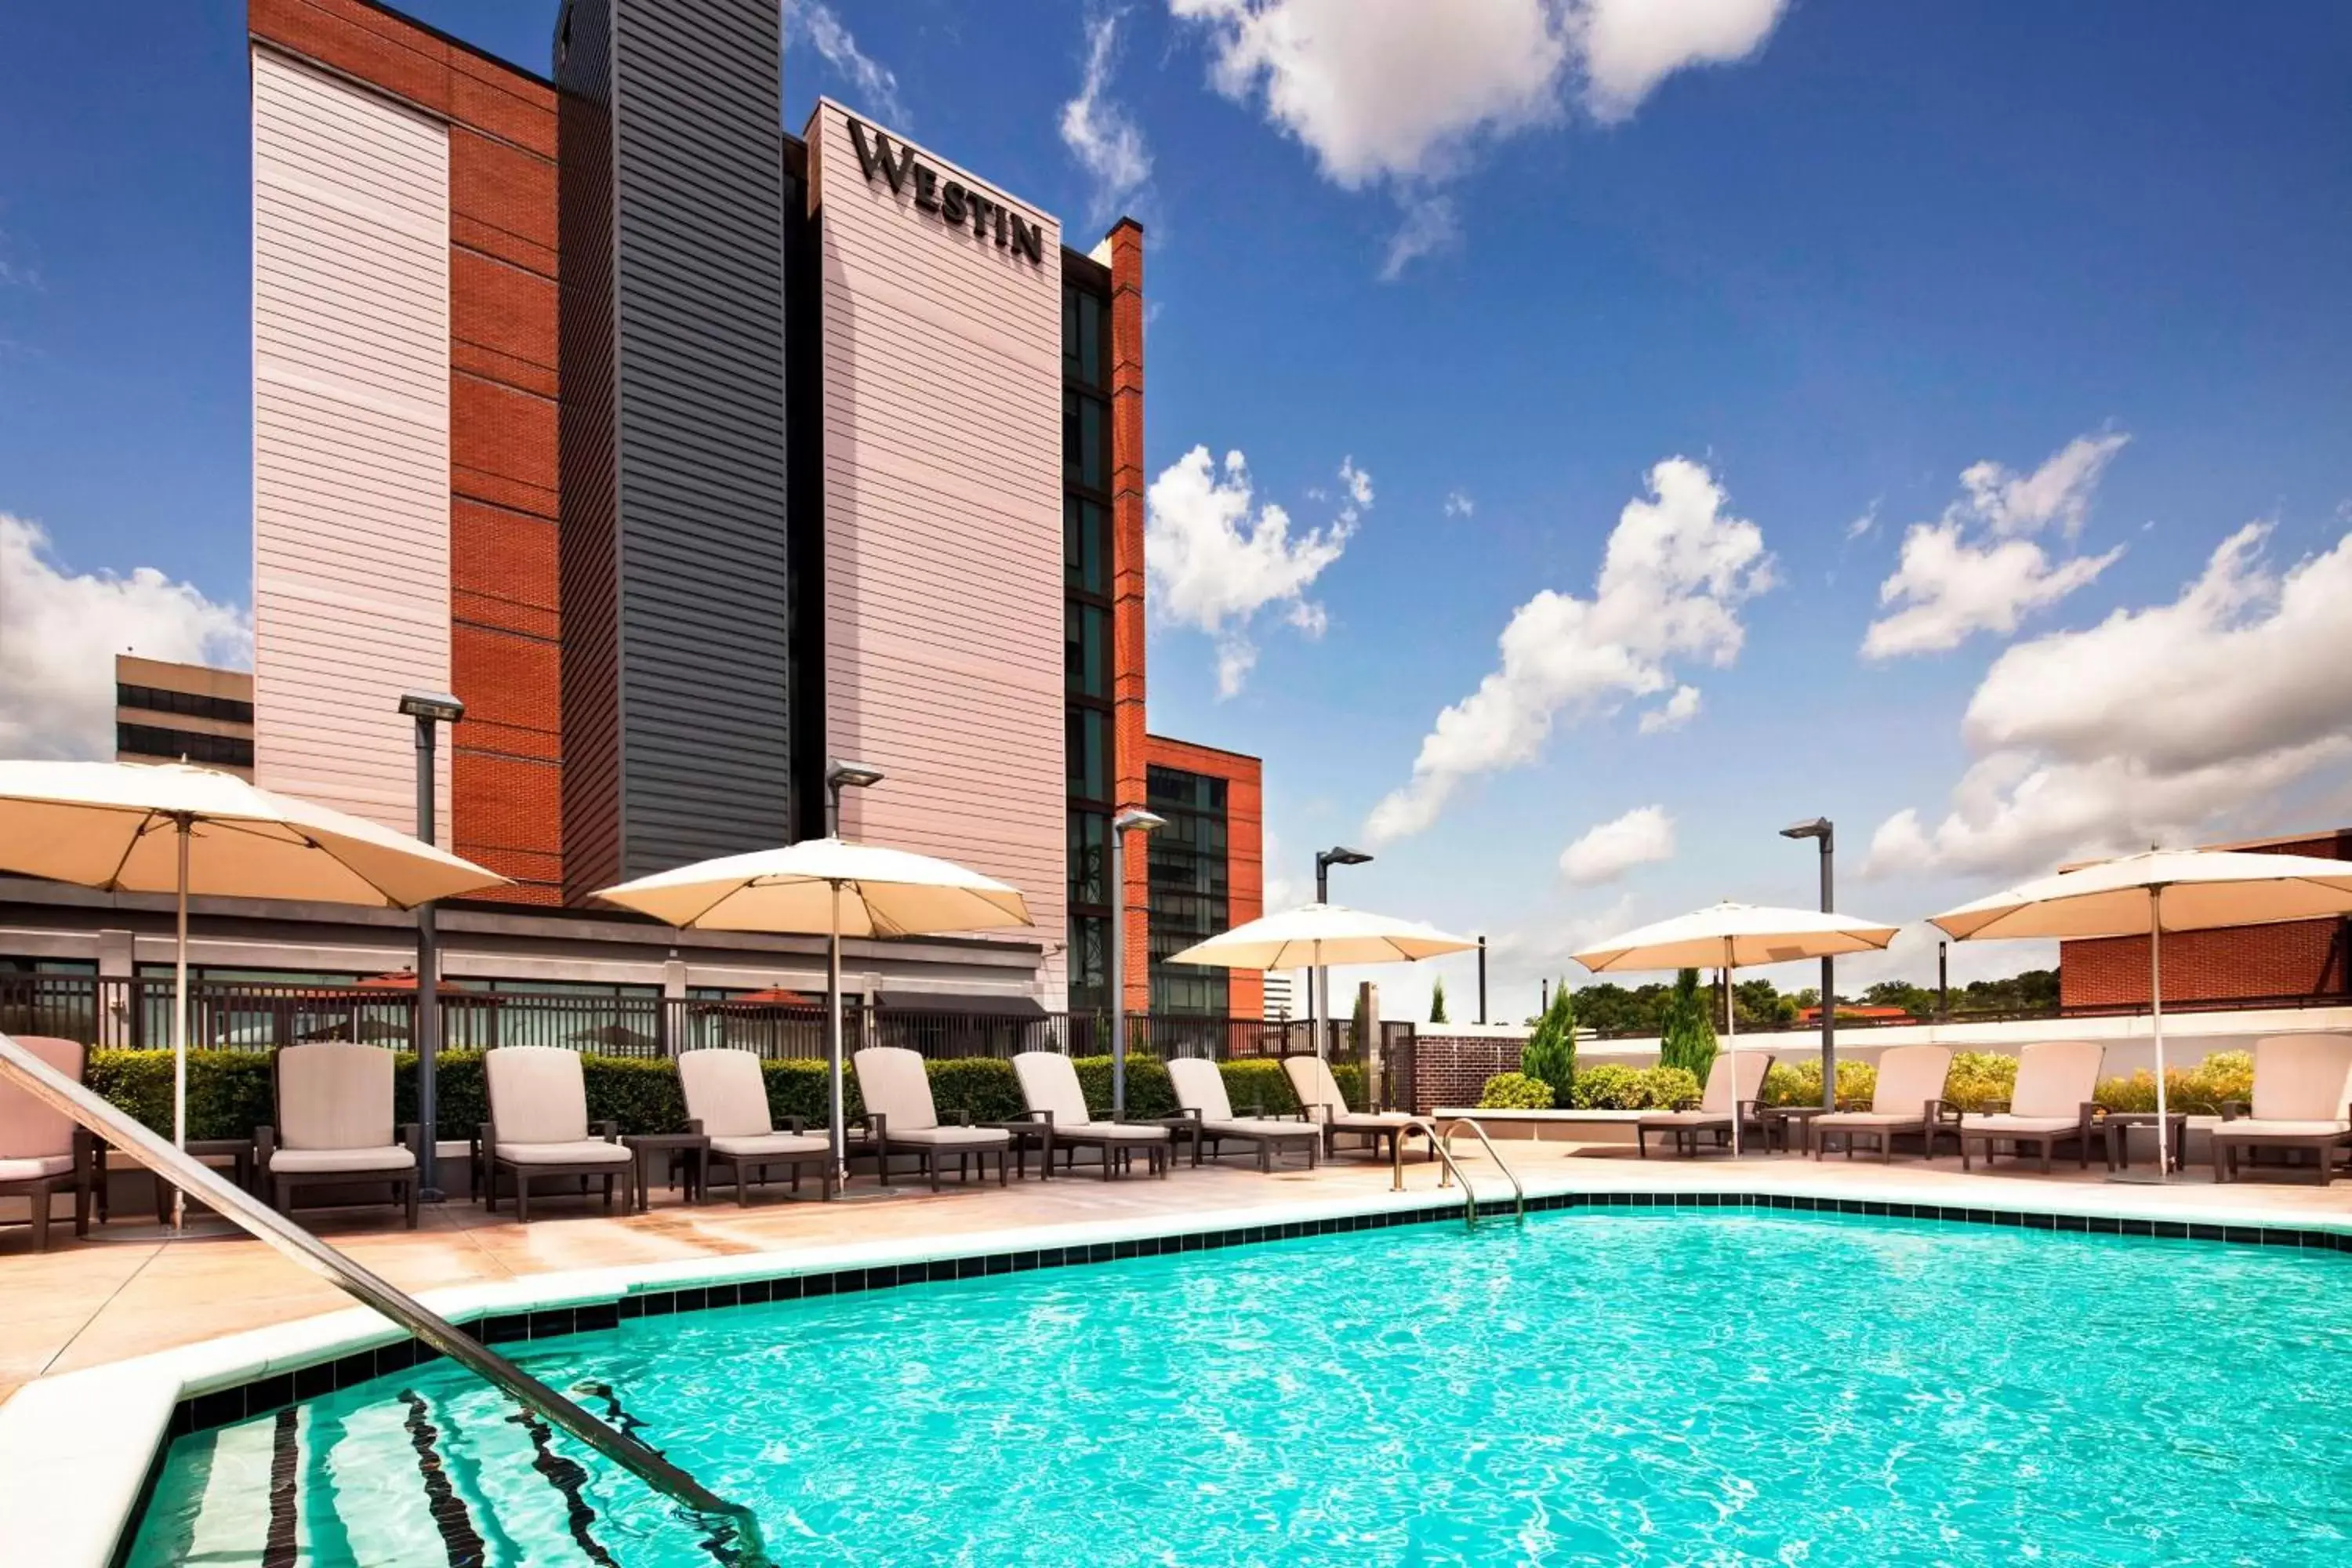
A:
[1166,903,1477,1093]
[593,839,1033,1184]
[0,759,506,1228]
[1573,902,1902,1153]
[1929,848,2352,1181]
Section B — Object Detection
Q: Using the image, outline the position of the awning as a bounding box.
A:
[873,990,1048,1018]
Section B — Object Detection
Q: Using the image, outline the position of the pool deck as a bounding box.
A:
[4,1142,2350,1566]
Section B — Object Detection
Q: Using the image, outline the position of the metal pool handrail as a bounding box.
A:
[1389,1113,1526,1229]
[0,1031,771,1567]
[1438,1116,1527,1225]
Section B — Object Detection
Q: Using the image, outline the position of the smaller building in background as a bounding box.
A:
[1142,735,1262,1018]
[2060,829,2352,1010]
[115,656,255,777]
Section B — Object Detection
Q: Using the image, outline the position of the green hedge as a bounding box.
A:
[1563,1063,1700,1110]
[1478,1072,1552,1109]
[78,1047,1359,1141]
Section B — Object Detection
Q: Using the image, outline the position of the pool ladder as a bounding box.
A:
[1391,1115,1526,1230]
[0,1031,772,1567]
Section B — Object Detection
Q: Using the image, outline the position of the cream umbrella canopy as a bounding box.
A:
[1167,903,1478,1077]
[1930,848,2352,1181]
[1573,902,1903,1152]
[0,760,508,1227]
[594,839,1034,1184]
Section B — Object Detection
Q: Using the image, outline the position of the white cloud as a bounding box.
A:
[1576,0,1791,123]
[1862,432,2130,659]
[1171,0,1788,275]
[1061,11,1153,228]
[1845,503,1878,541]
[1559,804,1675,884]
[1636,682,1700,734]
[0,512,249,758]
[1864,521,2352,880]
[1444,490,1475,520]
[1145,448,1363,698]
[784,0,908,127]
[1367,457,1770,842]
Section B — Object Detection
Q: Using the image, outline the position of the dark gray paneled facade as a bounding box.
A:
[554,0,792,894]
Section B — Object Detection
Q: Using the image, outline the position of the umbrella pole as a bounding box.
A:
[2150,886,2169,1180]
[1724,936,1739,1157]
[171,816,191,1234]
[829,880,848,1189]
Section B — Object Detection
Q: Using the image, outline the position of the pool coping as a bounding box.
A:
[7,1167,2350,1568]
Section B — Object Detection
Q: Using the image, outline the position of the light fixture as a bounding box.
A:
[397,691,466,724]
[1107,807,1168,1119]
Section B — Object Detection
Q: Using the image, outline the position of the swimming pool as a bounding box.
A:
[128,1210,2352,1566]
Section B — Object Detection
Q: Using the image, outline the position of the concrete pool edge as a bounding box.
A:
[8,1167,2350,1568]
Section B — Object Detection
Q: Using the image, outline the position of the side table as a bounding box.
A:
[2104,1112,2189,1174]
[1760,1106,1829,1154]
[622,1132,708,1212]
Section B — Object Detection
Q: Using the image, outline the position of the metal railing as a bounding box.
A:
[1389,1115,1526,1231]
[0,1030,771,1566]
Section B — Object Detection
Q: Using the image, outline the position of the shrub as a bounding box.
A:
[88,1049,276,1141]
[1428,977,1448,1025]
[1478,1072,1552,1110]
[1069,1054,1177,1120]
[1565,1063,1639,1109]
[1521,984,1576,1102]
[1657,969,1718,1090]
[1940,1051,2020,1113]
[1633,1065,1702,1109]
[2096,1050,2253,1116]
[1760,1058,1878,1109]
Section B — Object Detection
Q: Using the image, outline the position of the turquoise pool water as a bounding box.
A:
[130,1211,2352,1566]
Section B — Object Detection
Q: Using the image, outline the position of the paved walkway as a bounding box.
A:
[5,1141,2350,1406]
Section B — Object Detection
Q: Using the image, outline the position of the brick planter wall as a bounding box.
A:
[1411,1032,1529,1114]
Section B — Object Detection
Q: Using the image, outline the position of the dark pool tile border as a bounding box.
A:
[164,1192,2352,1438]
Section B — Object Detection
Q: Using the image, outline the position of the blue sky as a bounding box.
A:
[3,2,2350,1019]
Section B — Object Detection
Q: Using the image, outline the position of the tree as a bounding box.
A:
[1657,967,1719,1088]
[1428,976,1448,1025]
[1573,981,1672,1035]
[1520,981,1577,1105]
[1863,979,1935,1018]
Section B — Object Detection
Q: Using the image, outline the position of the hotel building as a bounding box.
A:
[0,0,1263,1018]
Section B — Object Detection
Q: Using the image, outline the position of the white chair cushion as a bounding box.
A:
[1283,1055,1347,1118]
[1815,1111,1920,1128]
[678,1050,772,1140]
[495,1138,628,1166]
[0,1154,74,1182]
[1013,1051,1094,1127]
[887,1126,1010,1149]
[270,1145,415,1175]
[1333,1111,1420,1130]
[2215,1118,2351,1138]
[711,1132,829,1159]
[2250,1035,2352,1123]
[1204,1117,1317,1140]
[486,1048,591,1145]
[2008,1040,2103,1120]
[1870,1046,1952,1115]
[276,1044,397,1151]
[0,1036,83,1162]
[1051,1121,1168,1142]
[1962,1114,2080,1134]
[1694,1051,1774,1114]
[1640,1110,1731,1127]
[853,1047,938,1132]
[1167,1058,1235,1122]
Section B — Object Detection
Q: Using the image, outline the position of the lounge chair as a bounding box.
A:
[0,1036,96,1252]
[851,1046,1014,1190]
[1166,1056,1320,1172]
[2210,1034,2352,1186]
[1283,1054,1433,1163]
[1955,1040,2104,1174]
[1010,1051,1170,1179]
[477,1046,637,1221]
[1812,1044,1956,1162]
[256,1044,420,1225]
[1636,1051,1773,1158]
[677,1047,833,1203]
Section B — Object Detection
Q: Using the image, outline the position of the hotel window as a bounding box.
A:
[1064,267,1117,1014]
[1064,496,1108,593]
[118,723,255,771]
[1066,708,1109,804]
[117,684,255,725]
[1062,287,1107,388]
[1065,602,1110,698]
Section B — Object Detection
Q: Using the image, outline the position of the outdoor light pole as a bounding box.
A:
[1313,846,1373,1056]
[822,759,884,1184]
[1938,939,1950,1021]
[399,691,465,1200]
[1780,818,1835,1109]
[1108,807,1167,1120]
[1477,935,1488,1025]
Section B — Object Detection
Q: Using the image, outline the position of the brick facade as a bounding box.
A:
[1409,1033,1527,1115]
[1143,735,1264,1018]
[1108,221,1151,1006]
[2059,833,2352,1009]
[250,0,565,904]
